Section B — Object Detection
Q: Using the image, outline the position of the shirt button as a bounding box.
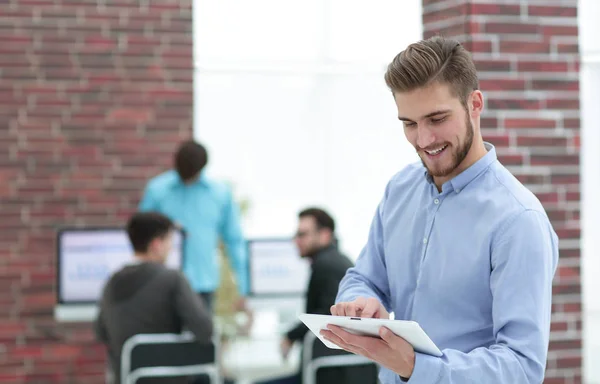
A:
[455,188,461,193]
[423,238,428,244]
[434,198,440,205]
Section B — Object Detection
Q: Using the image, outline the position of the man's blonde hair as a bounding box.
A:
[384,36,479,107]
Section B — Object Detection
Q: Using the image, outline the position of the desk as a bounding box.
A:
[221,310,302,384]
[221,336,301,383]
[54,304,97,322]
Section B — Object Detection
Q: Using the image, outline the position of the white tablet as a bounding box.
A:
[298,313,443,357]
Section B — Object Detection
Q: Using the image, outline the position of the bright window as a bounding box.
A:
[193,0,422,258]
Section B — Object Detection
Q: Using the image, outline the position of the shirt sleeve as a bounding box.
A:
[286,264,342,342]
[138,183,158,212]
[174,272,214,343]
[94,284,109,343]
[219,187,249,296]
[93,307,109,343]
[335,182,392,310]
[405,209,558,384]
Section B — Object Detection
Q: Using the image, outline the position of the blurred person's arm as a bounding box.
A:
[220,188,249,296]
[138,183,159,211]
[93,297,109,343]
[286,264,341,342]
[174,272,213,343]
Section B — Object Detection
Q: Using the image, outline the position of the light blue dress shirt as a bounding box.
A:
[336,143,559,383]
[138,170,248,295]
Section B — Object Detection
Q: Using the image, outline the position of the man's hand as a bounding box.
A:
[233,297,247,312]
[330,297,389,319]
[321,325,415,379]
[280,337,293,359]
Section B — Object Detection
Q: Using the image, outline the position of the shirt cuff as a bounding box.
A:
[405,352,443,383]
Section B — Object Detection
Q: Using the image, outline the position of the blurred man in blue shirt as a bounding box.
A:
[138,140,248,311]
[323,36,559,383]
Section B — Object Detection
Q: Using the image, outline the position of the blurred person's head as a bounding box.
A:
[384,36,486,189]
[295,207,335,258]
[127,212,175,263]
[174,140,208,184]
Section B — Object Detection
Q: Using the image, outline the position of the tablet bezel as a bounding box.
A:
[298,313,443,357]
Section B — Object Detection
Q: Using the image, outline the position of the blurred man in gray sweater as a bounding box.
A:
[94,212,213,384]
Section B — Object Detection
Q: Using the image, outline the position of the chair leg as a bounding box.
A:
[302,365,315,384]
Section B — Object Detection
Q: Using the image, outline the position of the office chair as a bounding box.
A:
[301,331,378,384]
[120,332,220,384]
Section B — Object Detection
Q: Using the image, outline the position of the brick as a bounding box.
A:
[8,345,44,359]
[487,98,541,110]
[555,229,580,240]
[556,356,581,369]
[563,118,580,129]
[535,191,561,204]
[516,136,568,147]
[480,117,499,129]
[505,118,557,129]
[531,79,579,92]
[515,173,547,185]
[469,4,521,16]
[482,133,509,147]
[557,265,580,280]
[556,43,579,54]
[475,59,511,72]
[485,22,539,35]
[566,192,580,201]
[82,35,118,52]
[465,40,494,53]
[541,25,578,37]
[161,46,193,59]
[107,108,153,124]
[497,154,524,166]
[147,1,182,11]
[44,344,82,359]
[560,249,580,259]
[546,99,579,110]
[528,6,577,17]
[549,339,582,351]
[546,209,568,222]
[517,61,569,72]
[499,41,550,54]
[551,321,568,332]
[479,79,526,91]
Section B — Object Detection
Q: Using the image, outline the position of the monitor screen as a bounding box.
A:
[57,227,185,304]
[248,238,311,297]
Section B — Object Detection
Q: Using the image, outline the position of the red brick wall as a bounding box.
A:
[0,1,193,382]
[423,0,581,383]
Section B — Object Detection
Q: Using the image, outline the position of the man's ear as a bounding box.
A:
[469,90,484,118]
[320,229,333,245]
[147,238,160,253]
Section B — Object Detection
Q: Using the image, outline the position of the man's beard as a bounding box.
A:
[302,243,325,258]
[420,117,474,178]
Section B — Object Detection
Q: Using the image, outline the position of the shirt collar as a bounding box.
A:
[310,242,337,265]
[425,142,497,194]
[177,170,210,187]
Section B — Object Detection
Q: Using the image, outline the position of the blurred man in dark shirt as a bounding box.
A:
[266,207,378,384]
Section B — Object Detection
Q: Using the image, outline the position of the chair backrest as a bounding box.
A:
[302,331,378,384]
[121,332,219,384]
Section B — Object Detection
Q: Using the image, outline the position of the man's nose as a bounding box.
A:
[416,125,436,149]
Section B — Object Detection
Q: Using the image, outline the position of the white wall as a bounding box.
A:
[192,0,421,259]
[580,0,600,382]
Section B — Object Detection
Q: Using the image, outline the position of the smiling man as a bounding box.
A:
[322,36,559,383]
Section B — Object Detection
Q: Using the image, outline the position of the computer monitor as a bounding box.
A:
[56,227,185,305]
[248,238,310,297]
